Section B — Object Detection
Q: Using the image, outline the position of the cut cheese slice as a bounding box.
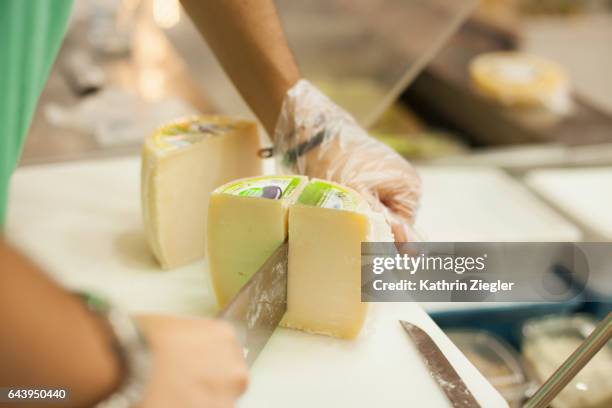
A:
[142,116,262,269]
[207,175,308,307]
[282,179,394,339]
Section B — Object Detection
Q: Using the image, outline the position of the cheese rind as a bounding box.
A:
[282,179,393,339]
[207,175,308,307]
[142,116,262,269]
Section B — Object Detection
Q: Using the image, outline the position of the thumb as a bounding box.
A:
[390,217,421,243]
[358,188,420,243]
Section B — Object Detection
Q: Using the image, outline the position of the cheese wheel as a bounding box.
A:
[207,176,393,338]
[142,116,262,269]
[469,52,570,113]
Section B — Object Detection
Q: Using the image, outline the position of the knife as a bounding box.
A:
[400,321,481,408]
[217,242,289,366]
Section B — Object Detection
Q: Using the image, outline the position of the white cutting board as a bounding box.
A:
[6,157,506,408]
[415,166,581,242]
[416,166,581,242]
[414,166,581,313]
[525,167,612,241]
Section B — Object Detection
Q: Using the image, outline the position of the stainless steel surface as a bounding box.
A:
[523,14,612,116]
[400,320,481,408]
[217,243,288,367]
[523,312,612,408]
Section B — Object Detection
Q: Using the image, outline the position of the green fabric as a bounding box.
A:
[0,0,73,226]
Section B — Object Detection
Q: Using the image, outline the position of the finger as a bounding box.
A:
[390,219,421,243]
[378,184,420,225]
[391,221,410,242]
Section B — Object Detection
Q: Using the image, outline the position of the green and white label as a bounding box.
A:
[153,118,235,151]
[297,180,359,210]
[218,176,304,200]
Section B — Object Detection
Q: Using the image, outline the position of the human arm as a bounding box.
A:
[0,240,121,407]
[0,240,247,408]
[180,0,301,135]
[181,1,421,239]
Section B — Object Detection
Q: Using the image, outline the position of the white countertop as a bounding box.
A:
[6,157,508,407]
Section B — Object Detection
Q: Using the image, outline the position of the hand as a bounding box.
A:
[135,315,248,408]
[274,80,421,241]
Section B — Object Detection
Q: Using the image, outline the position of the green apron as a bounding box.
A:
[0,0,73,226]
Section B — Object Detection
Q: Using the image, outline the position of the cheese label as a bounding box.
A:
[297,180,359,210]
[217,175,304,200]
[153,117,236,151]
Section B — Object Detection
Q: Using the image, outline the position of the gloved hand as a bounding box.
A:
[274,80,421,242]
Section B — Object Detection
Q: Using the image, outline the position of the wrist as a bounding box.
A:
[77,293,151,408]
[264,72,302,136]
[85,310,125,406]
[42,293,125,408]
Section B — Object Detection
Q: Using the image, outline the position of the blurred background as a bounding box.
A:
[22,0,612,168]
[21,0,612,243]
[13,1,612,407]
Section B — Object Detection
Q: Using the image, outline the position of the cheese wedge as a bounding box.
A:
[142,116,262,269]
[207,175,308,307]
[281,179,394,339]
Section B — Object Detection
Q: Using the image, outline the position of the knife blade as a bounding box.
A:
[400,321,481,408]
[217,242,288,366]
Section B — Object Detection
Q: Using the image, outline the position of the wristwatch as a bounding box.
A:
[77,292,151,408]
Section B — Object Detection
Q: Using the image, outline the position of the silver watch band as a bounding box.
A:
[78,293,151,408]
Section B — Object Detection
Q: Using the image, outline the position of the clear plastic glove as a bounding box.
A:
[274,80,421,241]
